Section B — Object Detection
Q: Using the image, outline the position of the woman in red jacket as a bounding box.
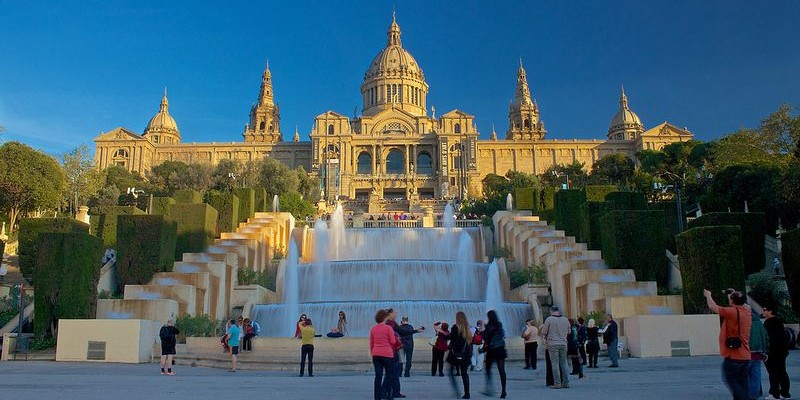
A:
[432,322,450,377]
[370,309,400,400]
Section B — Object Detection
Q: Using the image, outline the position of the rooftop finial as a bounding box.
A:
[620,85,628,109]
[387,9,401,46]
[160,87,169,111]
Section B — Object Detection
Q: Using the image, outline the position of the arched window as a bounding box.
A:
[259,121,266,131]
[268,123,274,132]
[385,149,404,174]
[357,152,372,175]
[416,152,433,175]
[524,119,531,129]
[113,148,129,158]
[454,123,461,134]
[328,124,335,135]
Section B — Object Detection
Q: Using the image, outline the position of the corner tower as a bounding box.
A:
[506,60,545,140]
[244,63,282,143]
[608,87,644,140]
[360,13,429,117]
[143,89,180,144]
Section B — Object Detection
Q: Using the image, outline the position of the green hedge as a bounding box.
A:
[18,218,89,284]
[116,215,177,285]
[168,203,218,260]
[253,188,268,213]
[676,226,746,314]
[604,191,648,211]
[649,201,681,253]
[89,206,146,249]
[688,212,766,276]
[173,189,203,204]
[580,201,614,250]
[233,188,255,224]
[585,185,618,202]
[541,186,559,211]
[514,187,539,211]
[33,232,102,337]
[782,228,800,317]
[554,189,586,238]
[600,210,667,286]
[151,196,175,216]
[206,192,240,236]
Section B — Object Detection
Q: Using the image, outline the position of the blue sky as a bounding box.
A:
[1,1,799,156]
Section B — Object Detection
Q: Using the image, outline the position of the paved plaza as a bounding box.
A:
[1,356,798,399]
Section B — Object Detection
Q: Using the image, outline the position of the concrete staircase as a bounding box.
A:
[96,212,294,322]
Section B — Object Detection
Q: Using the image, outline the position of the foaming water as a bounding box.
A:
[273,195,280,212]
[252,301,531,337]
[506,193,513,210]
[283,241,300,337]
[331,228,480,261]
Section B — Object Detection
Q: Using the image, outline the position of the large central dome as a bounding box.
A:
[360,14,429,117]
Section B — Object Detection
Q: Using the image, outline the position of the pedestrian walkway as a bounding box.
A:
[1,355,797,399]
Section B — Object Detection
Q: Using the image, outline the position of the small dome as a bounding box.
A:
[608,87,643,138]
[609,108,642,131]
[145,91,180,135]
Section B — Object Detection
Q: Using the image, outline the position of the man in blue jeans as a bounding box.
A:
[541,306,570,389]
[704,288,752,400]
[603,314,619,368]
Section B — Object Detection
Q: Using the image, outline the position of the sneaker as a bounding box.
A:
[552,384,562,389]
[780,396,792,400]
[766,396,780,400]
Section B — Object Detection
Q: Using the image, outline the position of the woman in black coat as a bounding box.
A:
[481,310,507,398]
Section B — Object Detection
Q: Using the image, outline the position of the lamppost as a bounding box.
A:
[126,187,145,210]
[552,170,569,189]
[656,171,685,232]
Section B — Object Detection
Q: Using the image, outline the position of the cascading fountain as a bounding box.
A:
[506,193,513,211]
[272,195,280,212]
[252,205,531,337]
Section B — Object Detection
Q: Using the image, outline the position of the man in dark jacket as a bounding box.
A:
[603,314,619,368]
[762,303,791,400]
[159,318,180,375]
[397,316,425,377]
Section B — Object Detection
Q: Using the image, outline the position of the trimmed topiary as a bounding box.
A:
[168,203,218,259]
[676,226,746,314]
[173,189,203,204]
[782,228,800,317]
[233,188,255,224]
[33,232,102,337]
[688,212,766,276]
[253,188,268,213]
[604,191,647,211]
[150,196,175,216]
[514,187,539,211]
[116,215,177,285]
[649,201,682,253]
[580,201,614,250]
[206,192,240,236]
[600,210,667,286]
[541,186,559,211]
[18,218,89,284]
[89,205,146,249]
[554,189,586,238]
[585,185,618,202]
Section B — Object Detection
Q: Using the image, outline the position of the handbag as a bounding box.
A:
[446,340,469,364]
[724,308,743,349]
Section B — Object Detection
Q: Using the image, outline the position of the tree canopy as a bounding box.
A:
[0,142,66,230]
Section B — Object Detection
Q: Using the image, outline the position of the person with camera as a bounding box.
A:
[397,316,425,377]
[704,288,752,400]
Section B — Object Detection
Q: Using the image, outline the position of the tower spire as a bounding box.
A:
[160,87,169,112]
[619,85,629,110]
[258,62,274,106]
[387,12,401,46]
[514,61,532,106]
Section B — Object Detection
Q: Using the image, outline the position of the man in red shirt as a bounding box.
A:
[704,288,752,400]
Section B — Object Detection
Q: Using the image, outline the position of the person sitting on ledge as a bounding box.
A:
[327,327,344,338]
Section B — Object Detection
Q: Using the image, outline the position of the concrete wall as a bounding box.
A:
[624,314,719,358]
[96,299,178,322]
[56,319,162,363]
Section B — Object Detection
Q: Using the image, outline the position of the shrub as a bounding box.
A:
[279,192,315,219]
[28,337,58,351]
[253,188,268,212]
[676,226,746,314]
[510,269,531,289]
[783,228,800,316]
[689,212,766,276]
[150,197,175,216]
[116,215,177,285]
[554,189,586,239]
[600,210,667,286]
[206,192,240,236]
[604,191,647,211]
[541,186,559,210]
[514,187,539,211]
[18,218,89,284]
[237,268,277,291]
[89,206,146,249]
[585,185,618,202]
[649,201,682,253]
[747,271,790,307]
[34,232,103,337]
[175,314,225,342]
[579,201,613,250]
[167,203,218,259]
[233,188,255,224]
[490,246,514,262]
[173,189,203,204]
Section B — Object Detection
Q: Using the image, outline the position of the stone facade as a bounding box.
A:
[95,14,692,202]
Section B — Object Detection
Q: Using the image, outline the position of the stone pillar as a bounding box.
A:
[76,206,90,225]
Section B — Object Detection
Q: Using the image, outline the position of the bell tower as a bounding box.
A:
[506,60,545,140]
[243,62,282,143]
